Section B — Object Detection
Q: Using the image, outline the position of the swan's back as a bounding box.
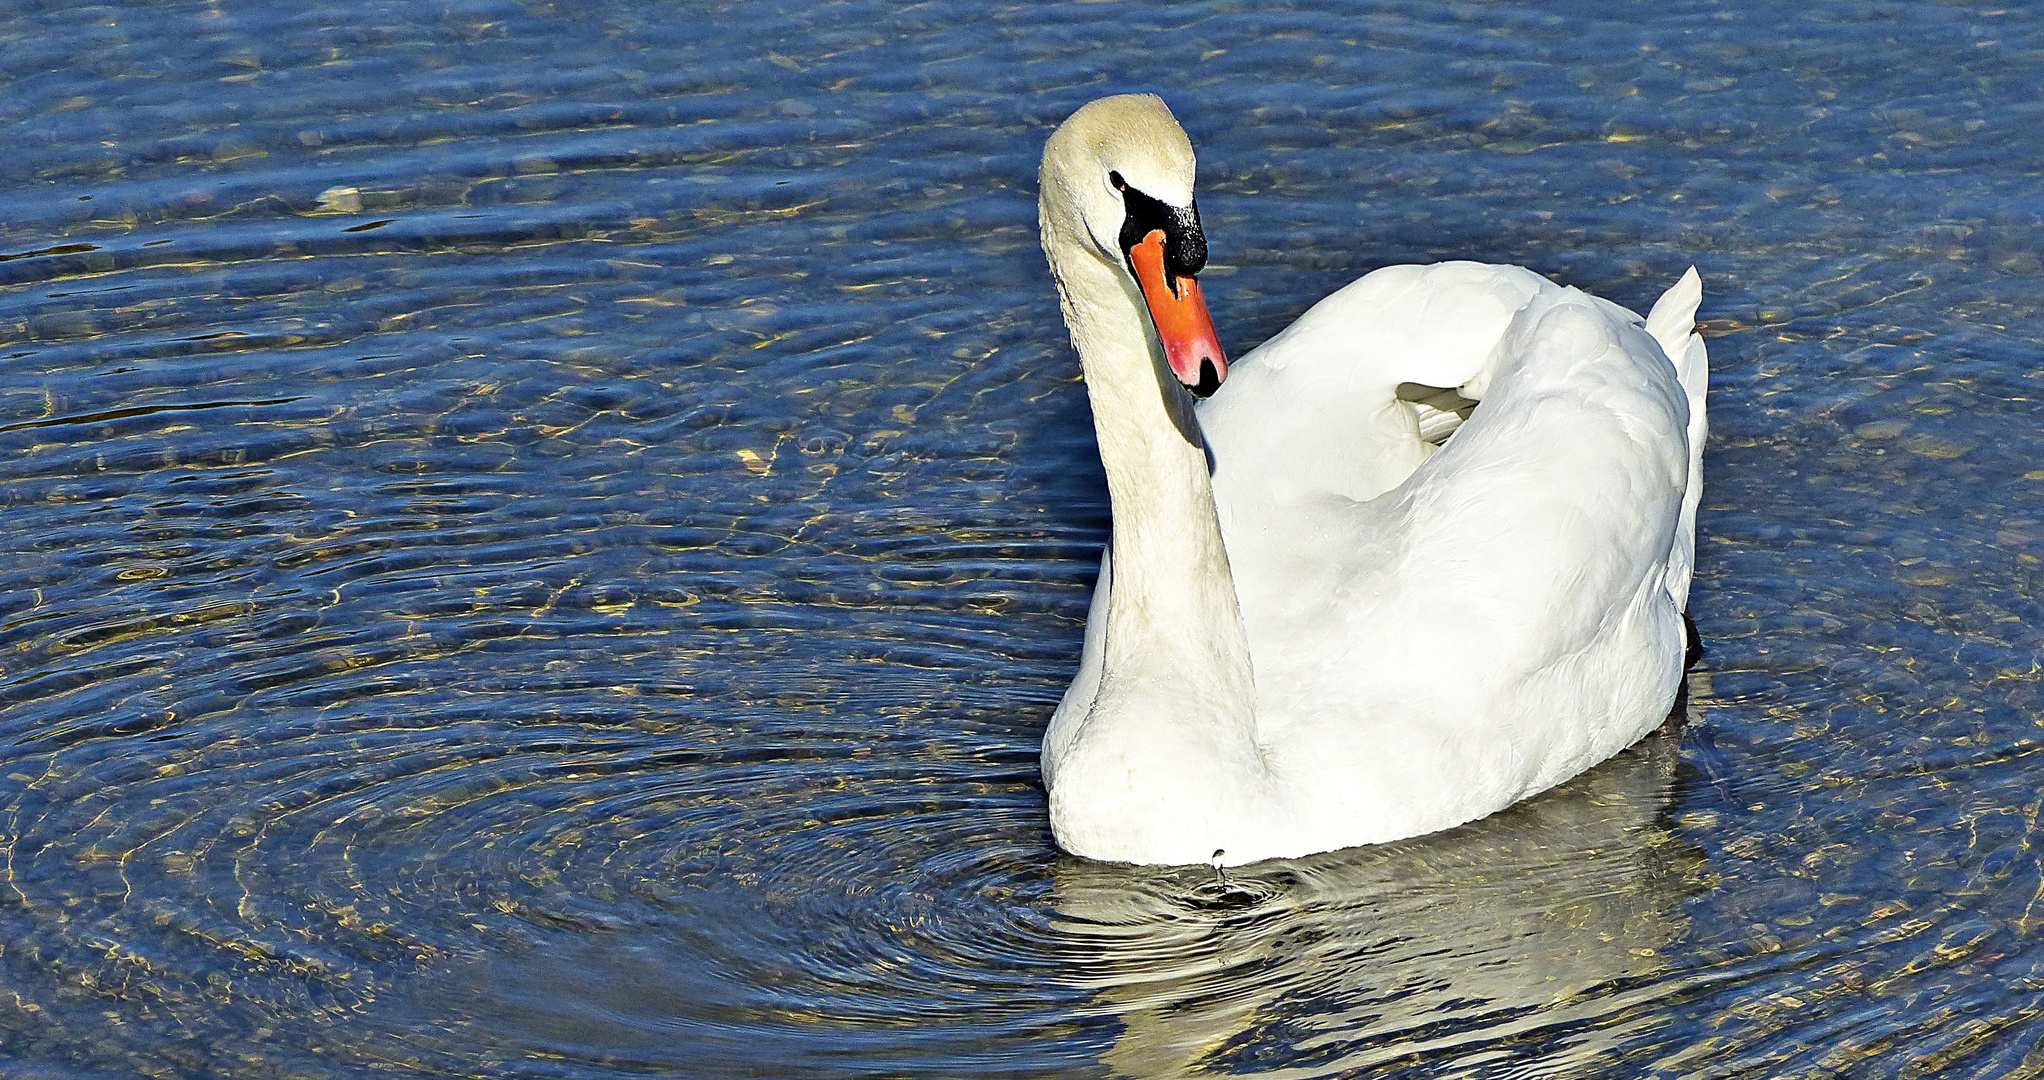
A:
[1199,262,1549,511]
[1198,266,1707,848]
[1202,263,1706,623]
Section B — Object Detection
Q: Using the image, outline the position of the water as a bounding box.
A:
[1,0,2040,1075]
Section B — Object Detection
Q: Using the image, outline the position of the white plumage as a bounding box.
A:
[1038,95,1707,866]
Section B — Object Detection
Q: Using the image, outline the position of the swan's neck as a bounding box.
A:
[1053,243,1255,695]
[1043,234,1270,862]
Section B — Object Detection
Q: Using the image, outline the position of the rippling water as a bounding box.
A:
[2,1,2042,1076]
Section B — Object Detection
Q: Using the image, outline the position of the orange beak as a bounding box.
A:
[1128,229,1228,398]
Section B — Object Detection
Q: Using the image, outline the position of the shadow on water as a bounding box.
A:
[1056,730,1704,1079]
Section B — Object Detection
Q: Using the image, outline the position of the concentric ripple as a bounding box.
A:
[4,0,2044,1077]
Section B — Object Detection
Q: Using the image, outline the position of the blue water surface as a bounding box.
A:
[2,1,2042,1076]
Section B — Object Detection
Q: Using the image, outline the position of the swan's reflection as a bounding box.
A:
[1051,719,1706,1078]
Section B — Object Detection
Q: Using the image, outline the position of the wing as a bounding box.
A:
[1199,261,1554,511]
[1398,382,1478,447]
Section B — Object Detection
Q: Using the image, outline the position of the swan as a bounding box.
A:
[1037,94,1709,867]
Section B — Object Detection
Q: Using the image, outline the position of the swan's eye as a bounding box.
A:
[1108,170,1126,193]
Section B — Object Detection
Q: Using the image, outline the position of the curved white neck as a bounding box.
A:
[1042,217,1257,738]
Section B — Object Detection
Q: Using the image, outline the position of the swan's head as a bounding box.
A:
[1041,94,1229,398]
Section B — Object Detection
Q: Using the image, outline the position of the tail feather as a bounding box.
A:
[1650,268,1708,610]
[1644,266,1702,361]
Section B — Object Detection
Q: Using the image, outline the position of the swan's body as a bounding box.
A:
[1038,96,1708,867]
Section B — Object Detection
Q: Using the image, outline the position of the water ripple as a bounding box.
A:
[4,0,2044,1076]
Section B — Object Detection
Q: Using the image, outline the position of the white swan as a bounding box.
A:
[1037,94,1709,867]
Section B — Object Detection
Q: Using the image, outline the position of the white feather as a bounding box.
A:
[1038,97,1707,865]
